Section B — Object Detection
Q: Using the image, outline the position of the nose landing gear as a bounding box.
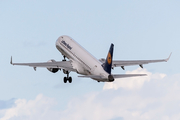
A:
[62,56,66,61]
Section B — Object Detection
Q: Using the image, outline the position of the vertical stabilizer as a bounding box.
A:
[103,44,114,74]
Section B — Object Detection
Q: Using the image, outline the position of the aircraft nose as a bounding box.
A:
[56,36,62,46]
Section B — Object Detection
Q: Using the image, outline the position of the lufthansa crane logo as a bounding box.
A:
[107,52,112,65]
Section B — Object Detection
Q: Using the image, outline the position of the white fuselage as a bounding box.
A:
[55,35,109,81]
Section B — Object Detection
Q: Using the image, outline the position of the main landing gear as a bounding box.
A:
[63,71,72,83]
[62,55,72,83]
[64,77,72,83]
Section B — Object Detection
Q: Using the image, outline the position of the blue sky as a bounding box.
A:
[0,0,180,120]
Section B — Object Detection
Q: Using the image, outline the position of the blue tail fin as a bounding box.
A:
[103,44,114,74]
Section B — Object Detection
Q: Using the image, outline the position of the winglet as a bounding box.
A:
[10,56,14,65]
[10,56,13,65]
[165,52,172,62]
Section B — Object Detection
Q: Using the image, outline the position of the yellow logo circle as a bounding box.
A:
[107,53,112,65]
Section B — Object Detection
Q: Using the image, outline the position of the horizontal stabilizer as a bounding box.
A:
[112,74,147,79]
[78,75,104,79]
[78,74,146,80]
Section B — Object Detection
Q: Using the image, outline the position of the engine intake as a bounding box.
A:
[47,59,59,73]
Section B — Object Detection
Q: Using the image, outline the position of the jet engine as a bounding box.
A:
[47,59,59,73]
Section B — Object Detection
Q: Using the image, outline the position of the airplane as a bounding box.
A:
[10,35,171,83]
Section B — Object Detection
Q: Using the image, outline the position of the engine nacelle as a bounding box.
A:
[47,59,59,73]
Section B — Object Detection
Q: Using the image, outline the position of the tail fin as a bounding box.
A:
[103,44,114,74]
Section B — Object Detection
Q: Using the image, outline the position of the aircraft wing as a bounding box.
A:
[100,53,172,69]
[10,57,76,71]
